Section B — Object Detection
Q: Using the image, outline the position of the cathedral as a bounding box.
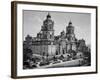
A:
[23,13,88,57]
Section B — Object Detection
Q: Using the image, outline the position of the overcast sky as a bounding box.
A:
[23,10,91,45]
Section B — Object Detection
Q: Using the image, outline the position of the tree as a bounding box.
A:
[59,55,64,60]
[84,51,91,65]
[53,56,57,61]
[23,48,33,62]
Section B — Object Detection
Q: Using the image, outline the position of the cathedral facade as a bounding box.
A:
[24,13,86,57]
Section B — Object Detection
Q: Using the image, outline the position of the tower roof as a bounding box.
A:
[47,13,51,18]
[43,13,53,24]
[68,21,72,26]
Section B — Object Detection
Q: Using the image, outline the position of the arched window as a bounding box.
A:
[43,52,45,56]
[63,49,65,54]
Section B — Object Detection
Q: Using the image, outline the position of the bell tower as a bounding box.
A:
[66,21,75,42]
[41,13,54,40]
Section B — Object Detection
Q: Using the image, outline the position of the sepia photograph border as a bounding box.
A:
[11,1,98,79]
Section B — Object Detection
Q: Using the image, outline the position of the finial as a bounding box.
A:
[47,12,51,18]
[68,20,72,26]
[69,20,72,24]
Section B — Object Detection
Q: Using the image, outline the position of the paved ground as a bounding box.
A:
[38,59,84,68]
